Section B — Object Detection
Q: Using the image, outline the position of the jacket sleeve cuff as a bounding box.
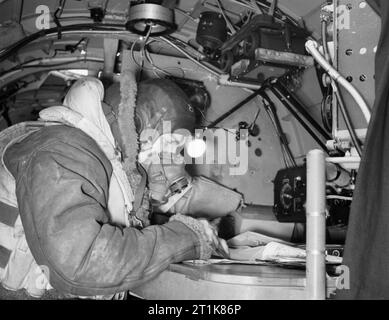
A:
[169,214,213,260]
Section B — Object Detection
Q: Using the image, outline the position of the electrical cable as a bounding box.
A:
[0,23,125,64]
[199,125,240,137]
[130,38,157,72]
[261,96,297,167]
[53,0,67,39]
[275,79,332,140]
[267,108,291,168]
[129,37,184,78]
[319,20,333,132]
[50,37,88,59]
[248,103,261,130]
[320,91,332,133]
[138,26,152,79]
[321,20,331,64]
[315,60,328,96]
[247,97,295,167]
[305,39,371,124]
[0,23,222,79]
[332,83,363,157]
[269,85,329,152]
[262,1,287,22]
[0,57,103,82]
[18,0,24,24]
[321,19,363,157]
[143,47,185,78]
[232,0,300,27]
[158,36,222,77]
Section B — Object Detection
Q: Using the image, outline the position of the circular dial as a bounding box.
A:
[280,182,293,211]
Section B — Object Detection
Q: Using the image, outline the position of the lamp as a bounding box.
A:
[126,1,176,36]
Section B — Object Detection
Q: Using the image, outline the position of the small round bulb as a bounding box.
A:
[186,138,206,158]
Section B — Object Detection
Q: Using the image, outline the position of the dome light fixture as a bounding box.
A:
[126,2,176,36]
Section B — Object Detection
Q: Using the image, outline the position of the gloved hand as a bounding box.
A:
[198,218,230,259]
[170,214,230,260]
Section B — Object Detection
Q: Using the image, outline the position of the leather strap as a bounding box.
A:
[0,245,11,269]
[0,201,19,227]
[131,164,148,215]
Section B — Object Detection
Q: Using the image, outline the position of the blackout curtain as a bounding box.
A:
[337,0,389,299]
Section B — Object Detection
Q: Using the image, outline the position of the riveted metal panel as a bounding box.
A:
[336,0,380,130]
